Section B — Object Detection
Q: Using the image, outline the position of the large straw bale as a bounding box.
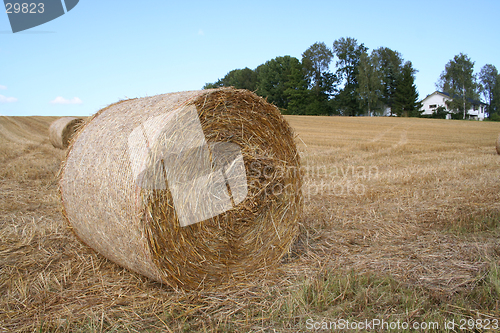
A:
[49,117,84,149]
[496,134,500,155]
[59,88,302,289]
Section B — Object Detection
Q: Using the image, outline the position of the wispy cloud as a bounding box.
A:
[0,85,7,90]
[198,29,205,36]
[0,94,18,103]
[50,96,83,104]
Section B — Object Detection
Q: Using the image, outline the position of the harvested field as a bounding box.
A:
[1,115,499,332]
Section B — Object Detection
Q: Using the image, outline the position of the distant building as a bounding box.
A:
[420,91,487,120]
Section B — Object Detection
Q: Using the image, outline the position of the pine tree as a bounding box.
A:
[393,62,421,117]
[283,61,311,114]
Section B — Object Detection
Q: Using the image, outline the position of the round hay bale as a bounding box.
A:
[496,134,500,155]
[59,88,303,289]
[49,117,84,149]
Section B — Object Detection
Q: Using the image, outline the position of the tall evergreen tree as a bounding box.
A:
[437,53,479,119]
[393,61,421,117]
[283,60,311,114]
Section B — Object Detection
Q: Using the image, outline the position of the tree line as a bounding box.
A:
[204,37,419,116]
[204,37,499,119]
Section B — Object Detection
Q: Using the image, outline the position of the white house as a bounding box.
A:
[420,91,487,120]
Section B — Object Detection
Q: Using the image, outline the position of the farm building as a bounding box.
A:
[420,91,487,120]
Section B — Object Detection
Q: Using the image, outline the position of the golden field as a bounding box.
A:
[1,115,499,332]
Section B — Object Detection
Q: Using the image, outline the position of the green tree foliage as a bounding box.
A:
[202,81,221,89]
[393,62,421,117]
[356,52,383,115]
[301,42,336,115]
[491,74,500,118]
[371,47,403,114]
[283,63,312,114]
[332,37,368,116]
[203,67,258,91]
[301,42,334,91]
[478,64,498,117]
[432,106,449,119]
[256,56,310,113]
[437,53,479,119]
[419,105,448,119]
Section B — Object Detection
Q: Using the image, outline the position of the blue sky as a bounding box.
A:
[1,0,499,116]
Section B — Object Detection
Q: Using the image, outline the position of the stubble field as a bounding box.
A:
[1,115,499,332]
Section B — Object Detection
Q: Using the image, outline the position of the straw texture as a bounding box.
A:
[59,88,302,289]
[49,117,84,149]
[496,134,500,155]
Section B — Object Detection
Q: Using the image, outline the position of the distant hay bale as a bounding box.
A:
[59,88,303,289]
[49,117,84,149]
[497,134,500,155]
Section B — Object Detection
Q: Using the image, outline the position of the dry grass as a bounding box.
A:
[1,115,500,332]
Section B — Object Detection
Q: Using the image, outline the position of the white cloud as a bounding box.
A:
[50,96,83,105]
[0,94,18,103]
[0,85,7,90]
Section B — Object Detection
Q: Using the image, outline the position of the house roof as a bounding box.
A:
[421,91,487,106]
